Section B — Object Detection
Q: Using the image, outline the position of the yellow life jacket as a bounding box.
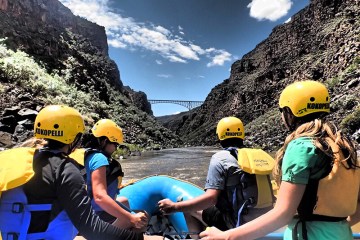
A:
[292,138,360,240]
[0,147,36,240]
[0,147,35,192]
[312,138,360,217]
[224,147,275,228]
[0,147,78,240]
[69,148,86,166]
[236,148,276,208]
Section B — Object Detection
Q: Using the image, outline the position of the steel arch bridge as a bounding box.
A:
[148,99,204,110]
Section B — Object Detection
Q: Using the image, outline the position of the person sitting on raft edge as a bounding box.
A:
[158,116,275,233]
[81,119,148,231]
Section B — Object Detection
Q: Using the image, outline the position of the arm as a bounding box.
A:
[158,189,220,214]
[200,181,306,240]
[92,166,147,229]
[159,153,225,214]
[58,161,143,240]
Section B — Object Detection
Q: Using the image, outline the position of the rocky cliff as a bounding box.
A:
[161,0,360,150]
[1,0,359,151]
[0,0,179,148]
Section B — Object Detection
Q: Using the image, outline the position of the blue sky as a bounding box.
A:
[59,0,309,116]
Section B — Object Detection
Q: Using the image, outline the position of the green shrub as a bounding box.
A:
[345,57,360,74]
[340,107,360,133]
[0,83,4,93]
[325,76,341,89]
[0,38,182,149]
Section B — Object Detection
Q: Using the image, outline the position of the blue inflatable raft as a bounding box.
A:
[118,175,360,239]
[118,175,204,237]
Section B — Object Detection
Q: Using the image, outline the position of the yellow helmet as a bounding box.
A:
[279,80,330,117]
[216,117,245,141]
[91,119,123,144]
[34,105,85,144]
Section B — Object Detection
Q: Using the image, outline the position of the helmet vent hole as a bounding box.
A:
[326,97,329,101]
[310,97,315,102]
[37,122,41,127]
[54,124,59,129]
[237,128,240,131]
[226,128,230,131]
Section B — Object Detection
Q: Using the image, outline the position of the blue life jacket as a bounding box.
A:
[0,148,78,240]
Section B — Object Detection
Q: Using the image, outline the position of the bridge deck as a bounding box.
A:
[148,99,204,110]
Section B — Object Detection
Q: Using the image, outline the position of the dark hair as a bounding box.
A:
[81,132,107,150]
[220,138,244,148]
[45,139,66,149]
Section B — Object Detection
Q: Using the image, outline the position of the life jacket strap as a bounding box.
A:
[293,219,308,240]
[235,199,250,227]
[1,202,52,213]
[295,214,347,222]
[5,227,70,240]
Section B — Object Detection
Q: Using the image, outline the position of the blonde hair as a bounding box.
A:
[273,119,358,185]
[19,137,47,149]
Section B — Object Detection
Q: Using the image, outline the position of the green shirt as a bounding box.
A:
[281,137,352,240]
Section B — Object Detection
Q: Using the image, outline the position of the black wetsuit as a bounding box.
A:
[23,148,143,240]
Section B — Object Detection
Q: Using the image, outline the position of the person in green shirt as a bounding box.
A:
[200,80,360,240]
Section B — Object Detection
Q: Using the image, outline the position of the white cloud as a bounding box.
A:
[247,0,293,21]
[172,42,199,60]
[206,50,232,67]
[155,60,163,65]
[107,39,127,48]
[168,55,187,63]
[59,0,232,67]
[285,17,292,23]
[157,74,172,78]
[190,44,206,55]
[154,25,171,36]
[178,25,185,35]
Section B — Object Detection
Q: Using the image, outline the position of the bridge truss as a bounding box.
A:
[148,99,204,110]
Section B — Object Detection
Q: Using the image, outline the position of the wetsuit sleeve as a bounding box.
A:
[56,160,143,240]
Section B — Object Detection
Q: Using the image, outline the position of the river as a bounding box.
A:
[120,146,220,187]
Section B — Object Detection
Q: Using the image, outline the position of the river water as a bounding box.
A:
[120,146,219,187]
